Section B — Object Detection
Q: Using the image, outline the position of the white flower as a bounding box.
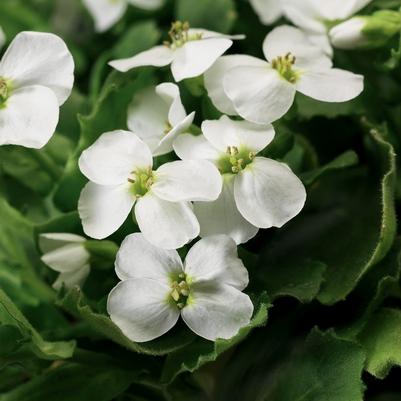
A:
[282,0,373,55]
[173,115,306,244]
[78,130,222,249]
[109,21,244,82]
[82,0,165,32]
[0,31,74,148]
[211,26,363,125]
[127,82,195,156]
[39,233,90,290]
[250,0,284,25]
[107,233,253,342]
[0,27,5,50]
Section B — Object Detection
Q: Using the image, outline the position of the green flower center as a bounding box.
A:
[164,21,203,49]
[128,167,155,198]
[0,77,11,108]
[170,273,191,309]
[218,146,255,175]
[271,53,299,84]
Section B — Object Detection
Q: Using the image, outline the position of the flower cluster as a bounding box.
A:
[2,5,371,342]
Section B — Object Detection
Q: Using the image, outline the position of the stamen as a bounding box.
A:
[219,146,255,175]
[128,168,155,198]
[271,52,299,84]
[0,77,11,106]
[164,20,203,49]
[170,273,191,309]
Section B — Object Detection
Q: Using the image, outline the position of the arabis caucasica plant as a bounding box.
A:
[82,0,165,32]
[39,233,90,290]
[109,21,244,81]
[0,31,74,148]
[107,233,253,342]
[173,116,306,244]
[127,82,195,156]
[78,130,222,249]
[209,25,363,124]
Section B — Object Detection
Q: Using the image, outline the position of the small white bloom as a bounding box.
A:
[0,27,5,50]
[39,233,90,290]
[127,83,195,156]
[173,115,306,244]
[78,130,222,249]
[0,31,74,148]
[282,0,373,54]
[250,0,284,25]
[216,26,363,124]
[109,21,244,82]
[330,17,368,49]
[107,233,253,342]
[82,0,165,32]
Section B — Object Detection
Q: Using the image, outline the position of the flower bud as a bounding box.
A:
[330,11,401,49]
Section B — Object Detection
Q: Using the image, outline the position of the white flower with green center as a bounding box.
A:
[0,31,74,148]
[127,82,195,156]
[78,130,222,249]
[107,233,253,342]
[250,0,284,25]
[216,25,363,125]
[39,233,90,290]
[282,0,374,55]
[173,115,306,244]
[109,21,244,82]
[82,0,165,32]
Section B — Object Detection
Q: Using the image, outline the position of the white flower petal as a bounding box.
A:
[39,233,86,253]
[250,0,283,25]
[188,29,244,40]
[194,177,259,245]
[171,38,233,82]
[182,283,253,341]
[153,160,222,202]
[201,115,275,154]
[282,0,326,33]
[224,65,296,124]
[262,25,332,69]
[184,235,249,290]
[135,196,199,250]
[79,130,153,186]
[127,0,164,10]
[234,157,306,228]
[204,54,267,116]
[329,18,367,50]
[115,233,183,282]
[153,112,195,156]
[0,31,74,105]
[53,265,90,291]
[109,45,175,73]
[41,243,89,273]
[305,32,333,57]
[317,0,372,20]
[155,82,186,126]
[82,0,127,32]
[107,279,180,342]
[297,68,364,102]
[0,85,59,149]
[173,133,220,161]
[78,182,135,240]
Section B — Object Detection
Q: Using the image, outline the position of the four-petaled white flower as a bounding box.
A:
[282,0,373,55]
[127,82,195,156]
[250,0,284,25]
[78,130,222,249]
[82,0,165,33]
[207,26,363,125]
[173,115,306,244]
[109,21,244,82]
[0,31,74,148]
[39,233,90,290]
[107,233,253,342]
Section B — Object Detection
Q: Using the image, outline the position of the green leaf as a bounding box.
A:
[161,293,270,384]
[57,287,196,356]
[263,329,366,401]
[0,288,75,366]
[357,308,401,379]
[175,0,237,34]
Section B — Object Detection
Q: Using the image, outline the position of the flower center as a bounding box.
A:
[163,21,203,49]
[218,146,255,175]
[271,53,299,83]
[170,273,190,309]
[128,167,155,198]
[164,121,173,136]
[0,77,11,108]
